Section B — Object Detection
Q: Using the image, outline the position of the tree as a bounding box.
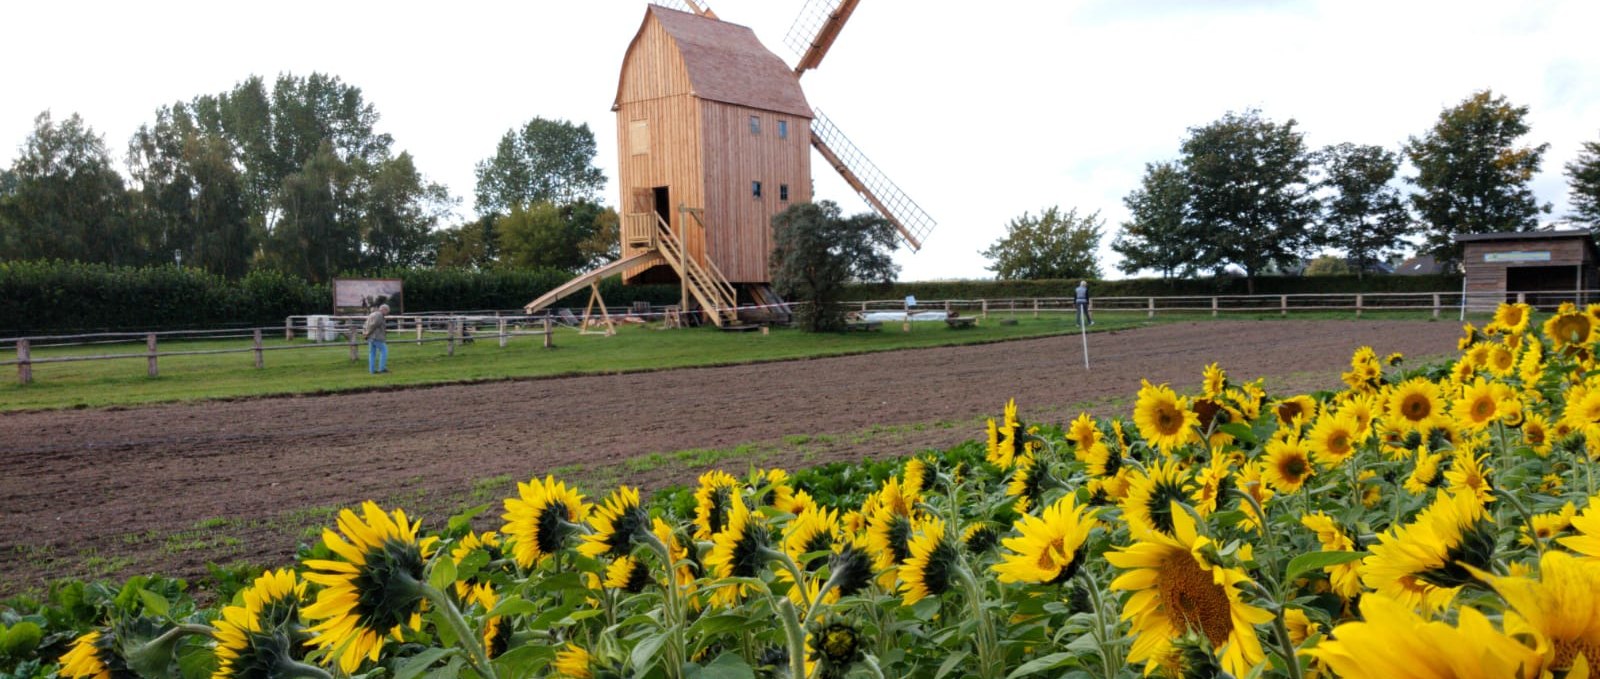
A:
[0,112,135,265]
[1113,161,1201,279]
[1568,135,1600,232]
[434,216,499,269]
[495,200,618,272]
[769,201,899,332]
[1315,143,1412,280]
[474,118,607,215]
[980,206,1102,280]
[361,152,454,268]
[1304,255,1352,276]
[1181,109,1319,293]
[127,104,254,277]
[1405,89,1549,267]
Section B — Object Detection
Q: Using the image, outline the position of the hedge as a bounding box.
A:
[838,273,1463,302]
[0,261,682,336]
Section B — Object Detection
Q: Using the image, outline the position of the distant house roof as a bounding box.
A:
[1396,254,1443,275]
[1454,229,1592,243]
[634,5,813,118]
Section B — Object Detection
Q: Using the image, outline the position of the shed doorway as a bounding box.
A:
[1507,265,1578,309]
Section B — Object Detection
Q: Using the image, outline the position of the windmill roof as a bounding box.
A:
[637,5,812,118]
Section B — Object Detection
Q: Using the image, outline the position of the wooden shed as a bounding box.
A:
[613,5,814,287]
[1456,230,1600,309]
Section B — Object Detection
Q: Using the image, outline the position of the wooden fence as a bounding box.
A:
[2,314,559,386]
[851,290,1598,319]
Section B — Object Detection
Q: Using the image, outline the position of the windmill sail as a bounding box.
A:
[784,0,861,74]
[810,109,935,251]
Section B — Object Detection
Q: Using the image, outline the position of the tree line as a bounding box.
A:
[0,73,619,283]
[983,89,1600,292]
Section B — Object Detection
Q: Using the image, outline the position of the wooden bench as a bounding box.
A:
[945,316,978,329]
[846,321,882,332]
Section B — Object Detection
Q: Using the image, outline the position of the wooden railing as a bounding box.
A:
[649,212,738,326]
[623,212,658,249]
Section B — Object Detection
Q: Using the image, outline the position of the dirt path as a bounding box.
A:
[0,320,1460,594]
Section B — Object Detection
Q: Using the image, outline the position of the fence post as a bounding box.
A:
[1148,297,1155,318]
[1280,295,1288,317]
[498,318,508,348]
[416,318,424,345]
[1517,292,1526,305]
[16,338,30,385]
[447,319,457,356]
[1432,293,1441,319]
[1356,294,1364,318]
[147,333,159,378]
[1033,298,1039,319]
[981,299,988,320]
[253,329,264,369]
[285,317,293,341]
[543,317,553,349]
[1211,297,1218,317]
[348,327,358,361]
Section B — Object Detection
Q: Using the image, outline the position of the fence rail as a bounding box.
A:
[850,289,1599,318]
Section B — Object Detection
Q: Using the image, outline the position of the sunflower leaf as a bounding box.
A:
[136,589,169,619]
[687,652,755,679]
[446,504,489,534]
[1217,423,1258,445]
[395,647,455,679]
[485,596,537,619]
[934,650,970,679]
[428,557,457,594]
[1284,550,1367,583]
[630,629,669,675]
[1005,651,1079,678]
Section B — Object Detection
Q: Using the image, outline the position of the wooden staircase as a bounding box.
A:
[623,210,740,327]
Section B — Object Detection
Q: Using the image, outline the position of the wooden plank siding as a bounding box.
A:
[1461,238,1591,295]
[615,15,698,284]
[699,102,812,282]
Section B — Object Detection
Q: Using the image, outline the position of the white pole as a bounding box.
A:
[1078,305,1089,370]
[1458,275,1468,322]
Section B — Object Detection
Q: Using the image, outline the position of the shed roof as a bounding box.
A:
[1454,229,1592,243]
[621,5,812,118]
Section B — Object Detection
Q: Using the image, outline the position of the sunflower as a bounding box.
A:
[463,583,511,659]
[1299,513,1361,600]
[987,399,1024,469]
[692,470,741,540]
[604,555,654,593]
[1459,322,1485,351]
[1006,453,1048,514]
[59,630,129,679]
[961,522,1001,554]
[1361,490,1495,614]
[900,516,962,606]
[1189,454,1234,517]
[1106,501,1273,678]
[1306,410,1360,470]
[704,493,771,607]
[501,476,588,568]
[651,518,699,594]
[1263,435,1315,494]
[1342,347,1382,393]
[993,494,1098,585]
[1201,362,1228,399]
[1304,594,1542,679]
[806,616,866,679]
[449,531,503,598]
[1445,448,1494,504]
[1273,394,1319,430]
[1557,500,1600,559]
[1523,413,1554,456]
[1120,459,1194,538]
[580,486,648,560]
[758,468,809,515]
[1340,393,1378,437]
[1387,377,1449,434]
[1520,501,1576,546]
[903,455,939,498]
[1076,439,1122,479]
[211,569,309,679]
[1486,343,1517,376]
[1478,550,1600,675]
[825,538,876,598]
[1520,340,1546,385]
[302,502,437,674]
[1545,302,1595,350]
[553,643,594,679]
[1133,381,1201,454]
[1405,446,1445,494]
[784,504,842,570]
[1454,378,1511,431]
[1234,461,1275,533]
[1491,302,1533,335]
[1563,386,1600,443]
[865,498,916,588]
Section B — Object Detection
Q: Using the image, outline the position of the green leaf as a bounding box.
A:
[395,647,455,679]
[692,652,756,679]
[447,504,490,534]
[630,630,670,675]
[689,614,753,636]
[484,597,537,620]
[934,650,970,679]
[1,621,42,656]
[137,589,170,618]
[1285,551,1367,583]
[1006,652,1079,678]
[1217,423,1258,444]
[429,557,458,594]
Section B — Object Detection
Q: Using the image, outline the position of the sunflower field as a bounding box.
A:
[15,300,1600,678]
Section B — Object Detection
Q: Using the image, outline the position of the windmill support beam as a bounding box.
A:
[812,136,923,251]
[792,0,861,74]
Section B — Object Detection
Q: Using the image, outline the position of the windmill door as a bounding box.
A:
[653,187,672,235]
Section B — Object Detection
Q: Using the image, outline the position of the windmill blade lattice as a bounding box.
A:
[810,109,936,251]
[784,0,859,73]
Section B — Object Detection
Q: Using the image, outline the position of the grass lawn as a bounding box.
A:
[0,308,1467,412]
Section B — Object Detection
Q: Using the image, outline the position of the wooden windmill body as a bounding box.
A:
[525,0,934,327]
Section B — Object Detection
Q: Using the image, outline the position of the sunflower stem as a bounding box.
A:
[773,595,809,679]
[765,547,813,613]
[419,582,500,679]
[1268,606,1306,679]
[955,563,999,679]
[1498,489,1545,559]
[1081,571,1122,679]
[641,531,686,679]
[275,658,336,679]
[1233,485,1283,598]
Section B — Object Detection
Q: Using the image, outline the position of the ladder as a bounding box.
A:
[649,210,739,328]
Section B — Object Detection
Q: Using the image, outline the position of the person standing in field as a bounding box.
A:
[363,304,390,373]
[1075,281,1093,326]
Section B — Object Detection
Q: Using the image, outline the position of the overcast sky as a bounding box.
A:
[4,0,1598,280]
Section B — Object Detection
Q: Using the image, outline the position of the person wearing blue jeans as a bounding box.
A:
[1075,281,1093,326]
[363,303,390,373]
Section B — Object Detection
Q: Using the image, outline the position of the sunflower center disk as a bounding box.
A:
[1158,553,1233,649]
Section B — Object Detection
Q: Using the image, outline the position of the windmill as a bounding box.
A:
[524,0,935,327]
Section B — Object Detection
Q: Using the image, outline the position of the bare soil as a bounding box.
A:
[0,320,1460,595]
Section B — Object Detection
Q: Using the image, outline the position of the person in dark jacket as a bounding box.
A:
[1075,281,1093,326]
[363,304,389,373]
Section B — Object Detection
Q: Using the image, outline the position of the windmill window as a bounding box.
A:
[752,181,763,198]
[778,120,788,139]
[780,184,789,201]
[749,116,760,135]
